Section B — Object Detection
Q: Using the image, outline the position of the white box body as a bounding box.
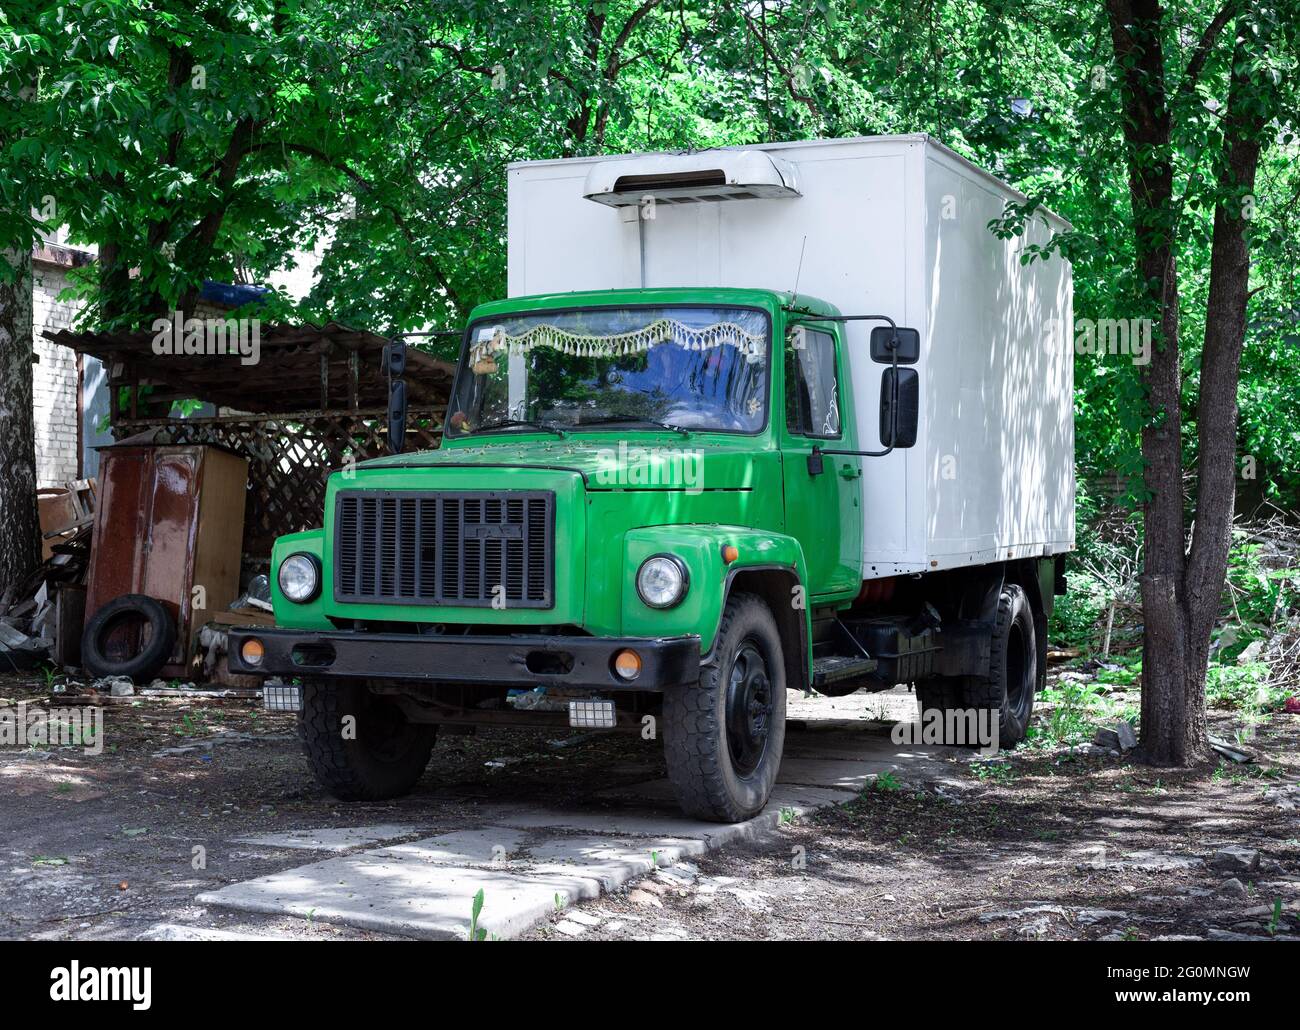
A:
[506,134,1074,578]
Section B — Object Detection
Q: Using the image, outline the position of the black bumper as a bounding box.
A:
[227,627,701,691]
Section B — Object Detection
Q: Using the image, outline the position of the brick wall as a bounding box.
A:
[31,259,83,487]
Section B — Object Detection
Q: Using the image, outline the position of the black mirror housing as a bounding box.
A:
[387,379,408,454]
[384,339,407,376]
[870,325,920,364]
[880,367,919,448]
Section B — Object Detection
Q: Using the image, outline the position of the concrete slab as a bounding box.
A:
[610,778,855,812]
[483,805,775,845]
[197,691,962,941]
[198,852,607,940]
[380,827,529,867]
[775,757,904,790]
[525,835,705,889]
[231,824,426,853]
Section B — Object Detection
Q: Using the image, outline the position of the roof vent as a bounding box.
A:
[584,150,800,207]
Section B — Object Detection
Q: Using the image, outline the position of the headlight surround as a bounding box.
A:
[636,554,689,609]
[278,553,321,603]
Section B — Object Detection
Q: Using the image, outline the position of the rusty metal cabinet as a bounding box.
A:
[86,444,248,677]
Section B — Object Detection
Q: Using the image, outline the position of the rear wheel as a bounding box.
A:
[964,582,1036,748]
[664,593,786,823]
[915,677,964,717]
[299,679,437,800]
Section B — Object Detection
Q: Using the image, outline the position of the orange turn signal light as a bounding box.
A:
[613,649,642,680]
[240,638,265,666]
[721,544,739,564]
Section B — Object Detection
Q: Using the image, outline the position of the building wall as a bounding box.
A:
[32,259,83,487]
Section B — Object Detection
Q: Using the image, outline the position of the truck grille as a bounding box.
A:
[333,491,554,608]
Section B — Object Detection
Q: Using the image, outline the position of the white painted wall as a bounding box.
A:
[32,259,83,486]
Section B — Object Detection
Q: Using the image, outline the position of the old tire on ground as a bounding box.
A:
[81,594,176,683]
[664,592,786,823]
[299,679,437,801]
[963,582,1037,748]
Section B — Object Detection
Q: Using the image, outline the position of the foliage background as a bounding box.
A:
[2,0,1297,502]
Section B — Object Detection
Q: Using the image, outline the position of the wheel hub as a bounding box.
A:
[725,641,773,776]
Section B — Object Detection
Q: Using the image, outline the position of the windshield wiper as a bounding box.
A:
[473,418,567,438]
[572,414,690,436]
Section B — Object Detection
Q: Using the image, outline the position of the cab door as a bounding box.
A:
[780,322,862,600]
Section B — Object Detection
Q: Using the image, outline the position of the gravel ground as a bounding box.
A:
[1,666,1296,941]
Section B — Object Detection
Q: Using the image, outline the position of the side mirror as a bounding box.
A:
[880,367,918,448]
[387,380,408,454]
[384,338,407,377]
[384,339,408,454]
[869,326,920,364]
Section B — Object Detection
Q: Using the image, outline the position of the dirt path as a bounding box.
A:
[519,712,1300,940]
[1,669,1296,941]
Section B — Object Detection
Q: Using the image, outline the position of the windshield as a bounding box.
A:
[446,305,770,436]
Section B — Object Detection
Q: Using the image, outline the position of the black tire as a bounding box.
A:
[81,594,176,682]
[915,677,964,716]
[963,582,1037,748]
[664,593,786,823]
[298,679,437,801]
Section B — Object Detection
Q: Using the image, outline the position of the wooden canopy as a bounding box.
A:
[48,321,455,414]
[49,322,456,560]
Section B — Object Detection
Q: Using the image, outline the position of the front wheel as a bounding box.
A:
[664,593,786,823]
[298,679,437,801]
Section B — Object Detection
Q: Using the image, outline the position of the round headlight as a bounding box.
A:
[278,553,320,603]
[637,555,688,609]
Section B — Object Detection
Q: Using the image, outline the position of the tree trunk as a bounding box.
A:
[1106,0,1206,764]
[1181,29,1266,754]
[1108,2,1275,766]
[0,247,40,597]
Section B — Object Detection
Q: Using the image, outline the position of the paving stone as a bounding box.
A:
[199,857,606,940]
[231,825,427,853]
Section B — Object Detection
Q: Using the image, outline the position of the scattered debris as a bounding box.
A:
[1114,721,1137,751]
[1074,908,1128,925]
[1110,851,1204,872]
[627,889,663,908]
[1208,735,1255,764]
[1209,846,1261,875]
[979,904,1068,924]
[0,483,96,670]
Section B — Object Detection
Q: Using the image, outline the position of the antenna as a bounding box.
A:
[790,235,807,302]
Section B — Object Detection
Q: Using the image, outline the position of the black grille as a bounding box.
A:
[334,491,554,608]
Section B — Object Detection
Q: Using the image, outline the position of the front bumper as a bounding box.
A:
[227,628,701,692]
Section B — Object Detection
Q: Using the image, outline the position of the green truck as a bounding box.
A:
[230,137,1074,823]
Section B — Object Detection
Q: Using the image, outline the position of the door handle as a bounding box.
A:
[838,464,860,480]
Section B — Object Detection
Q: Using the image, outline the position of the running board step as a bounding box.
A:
[812,654,878,687]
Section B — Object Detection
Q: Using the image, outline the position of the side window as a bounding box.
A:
[785,327,841,438]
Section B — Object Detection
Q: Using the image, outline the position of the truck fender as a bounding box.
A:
[621,526,811,693]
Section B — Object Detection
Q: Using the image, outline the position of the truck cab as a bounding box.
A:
[232,286,926,820]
